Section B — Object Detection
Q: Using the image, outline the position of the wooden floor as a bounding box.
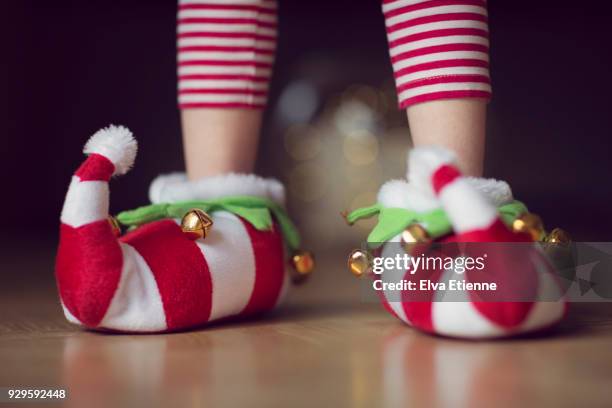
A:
[1,241,612,408]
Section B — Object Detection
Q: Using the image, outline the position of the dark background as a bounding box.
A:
[2,0,611,251]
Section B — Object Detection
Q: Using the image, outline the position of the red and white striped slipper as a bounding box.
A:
[56,125,313,333]
[346,147,569,339]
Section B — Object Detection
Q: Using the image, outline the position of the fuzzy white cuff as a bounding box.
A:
[377,177,513,212]
[149,173,286,205]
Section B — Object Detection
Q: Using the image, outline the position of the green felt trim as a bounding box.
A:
[345,204,382,224]
[347,200,528,248]
[499,200,528,225]
[367,208,416,243]
[116,196,300,250]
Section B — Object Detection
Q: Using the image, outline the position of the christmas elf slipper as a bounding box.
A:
[345,146,570,339]
[56,125,313,333]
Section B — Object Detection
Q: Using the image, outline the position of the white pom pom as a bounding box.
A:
[407,146,457,194]
[466,177,513,206]
[83,124,137,176]
[377,179,439,212]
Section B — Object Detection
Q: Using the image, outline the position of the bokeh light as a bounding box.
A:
[342,130,379,166]
[274,79,412,249]
[283,124,322,161]
[276,80,319,125]
[288,162,329,203]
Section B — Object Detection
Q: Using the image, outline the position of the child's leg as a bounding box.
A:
[177,0,277,179]
[406,100,486,176]
[181,110,263,178]
[382,0,491,176]
[347,2,567,339]
[54,1,310,334]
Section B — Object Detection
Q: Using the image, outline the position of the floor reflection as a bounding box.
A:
[381,329,535,408]
[62,331,253,407]
[61,325,318,407]
[63,334,170,407]
[59,311,590,407]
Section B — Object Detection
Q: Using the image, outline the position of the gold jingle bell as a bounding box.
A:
[512,213,544,241]
[542,227,575,287]
[545,228,571,245]
[108,216,122,237]
[290,250,315,284]
[400,224,430,252]
[180,209,213,240]
[347,249,372,277]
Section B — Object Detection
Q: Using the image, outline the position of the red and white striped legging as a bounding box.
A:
[177,0,491,110]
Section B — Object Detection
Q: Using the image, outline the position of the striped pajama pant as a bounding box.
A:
[177,0,491,110]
